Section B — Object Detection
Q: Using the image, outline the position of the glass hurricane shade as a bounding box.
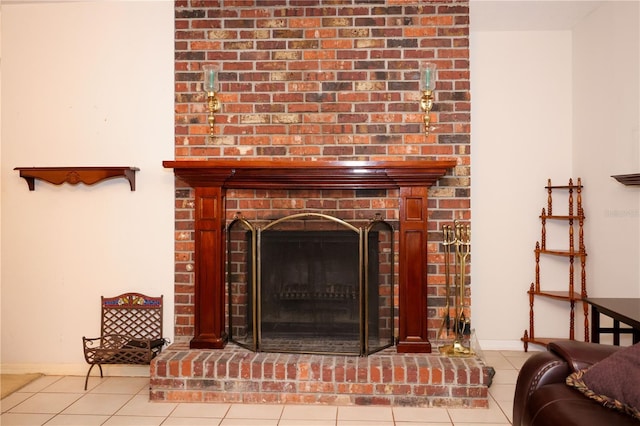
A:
[420,62,436,92]
[203,64,220,93]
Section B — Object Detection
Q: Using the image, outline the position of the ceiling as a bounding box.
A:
[470,0,606,31]
[0,0,611,32]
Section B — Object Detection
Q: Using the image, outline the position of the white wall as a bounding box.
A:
[1,1,175,374]
[573,1,640,298]
[470,29,573,350]
[471,1,640,350]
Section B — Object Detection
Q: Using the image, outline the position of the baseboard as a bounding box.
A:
[478,339,543,352]
[0,363,151,377]
[1,341,541,375]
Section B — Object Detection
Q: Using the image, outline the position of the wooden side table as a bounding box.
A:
[585,298,640,345]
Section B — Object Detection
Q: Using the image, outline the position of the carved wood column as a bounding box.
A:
[396,186,432,353]
[191,186,228,349]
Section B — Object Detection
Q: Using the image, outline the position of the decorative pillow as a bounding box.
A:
[566,342,640,420]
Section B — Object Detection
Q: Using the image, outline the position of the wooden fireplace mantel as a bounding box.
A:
[163,160,457,189]
[163,159,457,353]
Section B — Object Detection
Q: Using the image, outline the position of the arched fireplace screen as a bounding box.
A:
[227,213,394,356]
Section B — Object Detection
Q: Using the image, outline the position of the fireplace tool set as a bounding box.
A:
[438,220,474,356]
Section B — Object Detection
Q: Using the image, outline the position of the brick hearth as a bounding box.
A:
[150,343,492,407]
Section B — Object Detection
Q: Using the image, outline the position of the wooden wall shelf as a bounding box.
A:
[14,167,139,191]
[612,174,640,185]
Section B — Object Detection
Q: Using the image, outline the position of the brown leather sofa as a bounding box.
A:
[513,340,638,426]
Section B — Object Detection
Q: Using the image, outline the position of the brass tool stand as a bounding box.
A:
[439,220,474,357]
[437,225,454,340]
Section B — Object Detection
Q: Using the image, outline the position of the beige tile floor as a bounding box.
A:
[0,350,533,426]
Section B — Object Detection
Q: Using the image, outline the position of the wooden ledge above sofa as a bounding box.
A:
[612,174,640,186]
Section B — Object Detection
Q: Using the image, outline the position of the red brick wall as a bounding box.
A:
[173,0,471,342]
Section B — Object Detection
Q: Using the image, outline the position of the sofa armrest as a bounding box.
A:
[548,340,620,373]
[513,350,571,426]
[513,341,623,426]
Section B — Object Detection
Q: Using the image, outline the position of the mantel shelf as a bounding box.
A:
[14,167,139,191]
[162,159,457,189]
[612,174,640,186]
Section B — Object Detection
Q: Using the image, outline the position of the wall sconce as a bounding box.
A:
[202,63,221,139]
[419,62,436,136]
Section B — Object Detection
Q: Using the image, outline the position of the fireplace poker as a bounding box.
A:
[455,221,470,334]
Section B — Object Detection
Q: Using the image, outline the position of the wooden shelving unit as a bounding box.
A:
[522,178,589,351]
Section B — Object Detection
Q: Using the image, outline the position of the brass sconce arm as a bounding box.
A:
[207,91,220,139]
[420,89,434,136]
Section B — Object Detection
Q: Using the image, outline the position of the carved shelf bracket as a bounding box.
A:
[14,167,139,191]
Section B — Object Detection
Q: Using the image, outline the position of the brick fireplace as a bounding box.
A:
[151,160,492,406]
[153,0,481,407]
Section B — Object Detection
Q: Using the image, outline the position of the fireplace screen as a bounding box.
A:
[227,213,394,356]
